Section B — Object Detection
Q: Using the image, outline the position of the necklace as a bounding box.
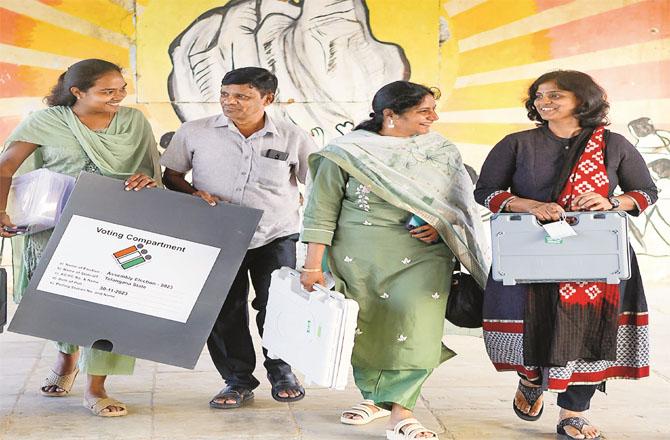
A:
[95,112,114,132]
[72,108,114,132]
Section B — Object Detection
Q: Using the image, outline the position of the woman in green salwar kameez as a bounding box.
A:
[300,82,489,440]
[0,59,161,417]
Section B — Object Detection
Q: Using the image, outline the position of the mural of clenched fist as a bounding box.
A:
[168,0,409,141]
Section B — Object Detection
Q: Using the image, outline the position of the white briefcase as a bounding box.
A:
[262,267,359,390]
[491,212,631,285]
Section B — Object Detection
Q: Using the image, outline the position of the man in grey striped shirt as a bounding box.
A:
[161,67,316,410]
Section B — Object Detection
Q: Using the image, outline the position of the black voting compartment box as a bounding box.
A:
[9,173,262,368]
[490,212,631,286]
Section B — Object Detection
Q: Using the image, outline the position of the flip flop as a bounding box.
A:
[340,399,391,425]
[385,417,439,440]
[40,368,79,397]
[83,396,127,417]
[513,379,544,421]
[267,371,305,403]
[557,416,601,440]
[209,385,255,409]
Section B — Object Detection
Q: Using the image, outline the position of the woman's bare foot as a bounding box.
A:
[386,404,436,438]
[342,401,382,421]
[514,378,543,417]
[558,409,600,439]
[41,350,79,394]
[85,375,125,415]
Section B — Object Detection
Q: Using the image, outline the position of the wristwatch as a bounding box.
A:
[608,196,620,210]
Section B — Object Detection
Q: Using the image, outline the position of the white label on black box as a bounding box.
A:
[37,215,220,323]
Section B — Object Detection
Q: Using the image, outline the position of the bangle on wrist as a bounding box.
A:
[301,267,322,273]
[501,196,517,213]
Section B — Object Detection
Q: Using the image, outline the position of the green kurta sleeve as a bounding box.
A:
[301,158,347,245]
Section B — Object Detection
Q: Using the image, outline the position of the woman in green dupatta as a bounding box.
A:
[0,59,161,417]
[300,81,489,440]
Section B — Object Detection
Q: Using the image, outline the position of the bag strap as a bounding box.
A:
[0,237,5,266]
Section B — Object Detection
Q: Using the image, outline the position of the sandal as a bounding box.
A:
[209,385,254,409]
[267,371,305,403]
[557,416,601,440]
[386,418,439,440]
[40,368,79,397]
[83,396,127,417]
[340,399,391,425]
[513,379,544,421]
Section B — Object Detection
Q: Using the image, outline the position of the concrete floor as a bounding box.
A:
[1,255,669,440]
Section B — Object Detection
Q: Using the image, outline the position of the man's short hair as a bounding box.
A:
[221,67,278,96]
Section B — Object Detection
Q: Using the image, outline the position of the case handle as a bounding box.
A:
[286,268,343,301]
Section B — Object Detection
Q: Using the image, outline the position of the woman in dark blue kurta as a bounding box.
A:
[474,70,657,440]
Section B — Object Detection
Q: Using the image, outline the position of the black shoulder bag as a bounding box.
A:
[445,261,484,328]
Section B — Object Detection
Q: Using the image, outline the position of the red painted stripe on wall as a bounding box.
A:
[458,1,668,76]
[0,8,129,65]
[0,63,62,98]
[548,0,669,57]
[536,0,573,12]
[586,60,670,102]
[0,8,37,47]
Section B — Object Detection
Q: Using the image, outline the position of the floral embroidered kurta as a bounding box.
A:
[302,158,456,370]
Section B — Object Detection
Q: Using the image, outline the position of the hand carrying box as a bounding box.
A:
[491,212,630,285]
[6,169,75,234]
[262,267,359,390]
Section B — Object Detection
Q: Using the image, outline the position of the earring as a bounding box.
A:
[387,118,395,128]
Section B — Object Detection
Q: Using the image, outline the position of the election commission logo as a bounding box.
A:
[113,243,152,270]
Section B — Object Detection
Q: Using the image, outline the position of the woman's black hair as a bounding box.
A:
[45,59,123,107]
[525,70,609,128]
[526,71,612,201]
[355,81,439,133]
